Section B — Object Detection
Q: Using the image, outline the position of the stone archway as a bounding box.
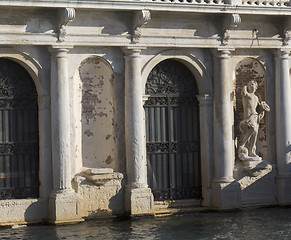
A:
[0,58,39,199]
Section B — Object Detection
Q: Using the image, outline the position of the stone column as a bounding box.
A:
[48,46,82,224]
[197,94,213,207]
[123,47,154,215]
[274,49,291,205]
[211,49,241,210]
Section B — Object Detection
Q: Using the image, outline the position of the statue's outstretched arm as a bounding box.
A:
[241,85,247,96]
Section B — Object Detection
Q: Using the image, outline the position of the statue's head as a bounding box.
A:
[247,80,258,92]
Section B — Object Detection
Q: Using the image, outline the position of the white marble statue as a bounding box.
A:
[238,80,270,169]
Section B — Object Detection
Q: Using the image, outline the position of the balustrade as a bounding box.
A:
[149,0,290,6]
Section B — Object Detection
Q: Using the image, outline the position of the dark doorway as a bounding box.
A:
[145,59,201,200]
[0,59,39,199]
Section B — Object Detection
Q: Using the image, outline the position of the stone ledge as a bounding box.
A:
[0,198,48,225]
[154,207,208,217]
[154,199,201,209]
[80,168,123,186]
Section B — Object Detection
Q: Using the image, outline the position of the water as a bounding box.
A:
[1,207,291,240]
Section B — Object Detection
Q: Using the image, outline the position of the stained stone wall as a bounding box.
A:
[0,2,288,224]
[79,57,117,170]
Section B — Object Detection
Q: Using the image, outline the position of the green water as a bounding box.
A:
[1,207,291,240]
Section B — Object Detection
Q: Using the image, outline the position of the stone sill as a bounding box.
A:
[80,168,123,186]
[154,198,201,209]
[0,0,291,16]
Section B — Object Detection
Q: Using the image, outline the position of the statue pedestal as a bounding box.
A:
[234,161,276,206]
[238,146,269,176]
[241,159,269,177]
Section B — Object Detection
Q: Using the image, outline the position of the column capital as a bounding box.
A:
[211,48,235,59]
[48,45,74,55]
[142,94,150,103]
[197,94,213,106]
[272,48,291,59]
[121,46,146,57]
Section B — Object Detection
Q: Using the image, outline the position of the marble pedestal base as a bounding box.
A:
[235,162,276,206]
[212,180,241,210]
[241,159,269,177]
[49,190,83,224]
[125,187,154,216]
[277,175,291,206]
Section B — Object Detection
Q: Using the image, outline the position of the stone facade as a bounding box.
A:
[0,0,289,225]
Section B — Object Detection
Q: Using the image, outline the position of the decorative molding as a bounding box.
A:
[57,8,76,42]
[145,60,197,95]
[132,10,151,43]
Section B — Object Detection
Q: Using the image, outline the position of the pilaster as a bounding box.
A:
[48,45,83,224]
[273,48,291,205]
[211,49,241,210]
[122,46,154,215]
[197,94,213,207]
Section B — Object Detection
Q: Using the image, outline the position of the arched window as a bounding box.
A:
[0,59,39,199]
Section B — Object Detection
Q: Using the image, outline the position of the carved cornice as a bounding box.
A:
[132,10,151,43]
[57,8,76,42]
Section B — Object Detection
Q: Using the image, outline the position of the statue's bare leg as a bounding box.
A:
[240,128,253,148]
[248,131,259,157]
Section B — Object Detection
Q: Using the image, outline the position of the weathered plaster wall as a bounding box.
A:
[79,57,116,169]
[69,47,125,174]
[73,172,124,218]
[0,199,48,225]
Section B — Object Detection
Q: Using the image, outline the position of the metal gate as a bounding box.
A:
[145,59,201,201]
[0,59,39,199]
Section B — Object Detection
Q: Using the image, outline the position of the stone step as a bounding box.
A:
[154,199,201,210]
[154,206,207,217]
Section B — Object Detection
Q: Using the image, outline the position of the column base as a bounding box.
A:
[277,175,291,206]
[202,187,212,207]
[125,187,154,216]
[49,190,84,224]
[212,180,241,210]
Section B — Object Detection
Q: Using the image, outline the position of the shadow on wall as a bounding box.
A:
[24,199,49,224]
[108,177,126,216]
[234,161,277,206]
[72,172,125,219]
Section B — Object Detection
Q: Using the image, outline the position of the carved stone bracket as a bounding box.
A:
[282,30,291,46]
[132,10,151,43]
[57,8,76,42]
[279,17,291,46]
[220,14,241,46]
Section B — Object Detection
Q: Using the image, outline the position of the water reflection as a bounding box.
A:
[1,207,291,240]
